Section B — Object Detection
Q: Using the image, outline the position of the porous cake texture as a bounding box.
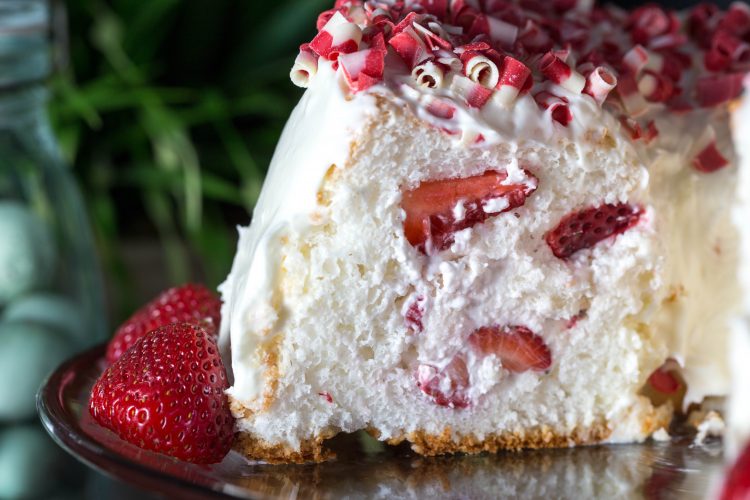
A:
[220,0,749,462]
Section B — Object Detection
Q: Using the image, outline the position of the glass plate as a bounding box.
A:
[38,345,729,499]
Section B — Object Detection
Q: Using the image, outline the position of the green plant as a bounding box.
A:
[49,0,330,318]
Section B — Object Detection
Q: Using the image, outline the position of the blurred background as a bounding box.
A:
[0,0,735,498]
[55,0,333,318]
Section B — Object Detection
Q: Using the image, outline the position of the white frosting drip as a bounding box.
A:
[219,61,377,406]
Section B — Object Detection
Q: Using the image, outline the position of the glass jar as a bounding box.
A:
[0,1,105,496]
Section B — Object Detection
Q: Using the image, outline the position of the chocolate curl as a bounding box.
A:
[451,75,494,109]
[637,70,674,102]
[705,31,750,72]
[617,74,649,117]
[494,56,532,106]
[518,19,554,53]
[339,33,387,93]
[310,11,363,61]
[534,91,572,127]
[628,5,675,45]
[417,0,449,18]
[696,72,745,107]
[412,22,454,51]
[412,61,445,89]
[290,45,319,88]
[426,98,457,120]
[692,126,729,173]
[620,117,658,143]
[437,55,463,72]
[539,52,585,94]
[718,2,750,38]
[487,16,519,48]
[622,45,649,75]
[583,66,617,106]
[389,26,431,69]
[649,33,688,50]
[463,54,500,89]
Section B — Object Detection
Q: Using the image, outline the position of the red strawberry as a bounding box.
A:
[721,442,750,500]
[545,203,643,259]
[469,325,552,373]
[90,323,234,464]
[401,170,537,254]
[647,362,682,394]
[416,356,470,408]
[106,283,221,363]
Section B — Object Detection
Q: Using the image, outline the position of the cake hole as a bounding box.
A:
[359,346,375,361]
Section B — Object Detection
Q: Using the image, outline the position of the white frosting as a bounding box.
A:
[728,85,750,458]
[219,61,377,406]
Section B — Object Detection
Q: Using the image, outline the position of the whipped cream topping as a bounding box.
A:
[219,63,377,405]
[220,0,749,410]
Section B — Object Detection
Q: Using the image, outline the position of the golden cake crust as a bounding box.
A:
[231,403,672,464]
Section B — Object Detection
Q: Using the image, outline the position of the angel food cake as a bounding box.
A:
[219,0,750,462]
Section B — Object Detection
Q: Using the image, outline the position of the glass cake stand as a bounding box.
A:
[38,345,728,499]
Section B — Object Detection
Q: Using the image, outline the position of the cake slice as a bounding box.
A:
[219,0,749,463]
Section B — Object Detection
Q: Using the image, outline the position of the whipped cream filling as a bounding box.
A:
[221,53,742,413]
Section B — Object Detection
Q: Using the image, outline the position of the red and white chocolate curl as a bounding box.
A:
[620,117,659,143]
[389,26,431,69]
[696,72,745,107]
[705,31,750,72]
[339,42,386,93]
[310,11,363,61]
[494,56,531,106]
[583,66,617,106]
[451,75,494,109]
[535,91,572,127]
[412,22,453,51]
[628,5,673,45]
[412,60,445,89]
[417,0,449,18]
[692,126,729,173]
[426,98,457,120]
[719,2,750,37]
[487,16,519,48]
[540,52,585,94]
[622,45,648,74]
[617,75,650,117]
[290,45,319,88]
[637,70,674,102]
[463,53,500,89]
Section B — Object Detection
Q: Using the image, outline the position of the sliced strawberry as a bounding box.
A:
[722,442,750,500]
[545,203,643,259]
[647,365,682,394]
[401,170,537,254]
[106,283,222,363]
[90,323,234,464]
[469,325,552,373]
[405,296,425,332]
[416,356,470,408]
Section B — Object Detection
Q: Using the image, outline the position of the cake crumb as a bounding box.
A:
[688,410,726,445]
[652,427,671,442]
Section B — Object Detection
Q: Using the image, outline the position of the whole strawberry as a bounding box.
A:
[90,323,234,464]
[106,283,221,363]
[721,442,750,500]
